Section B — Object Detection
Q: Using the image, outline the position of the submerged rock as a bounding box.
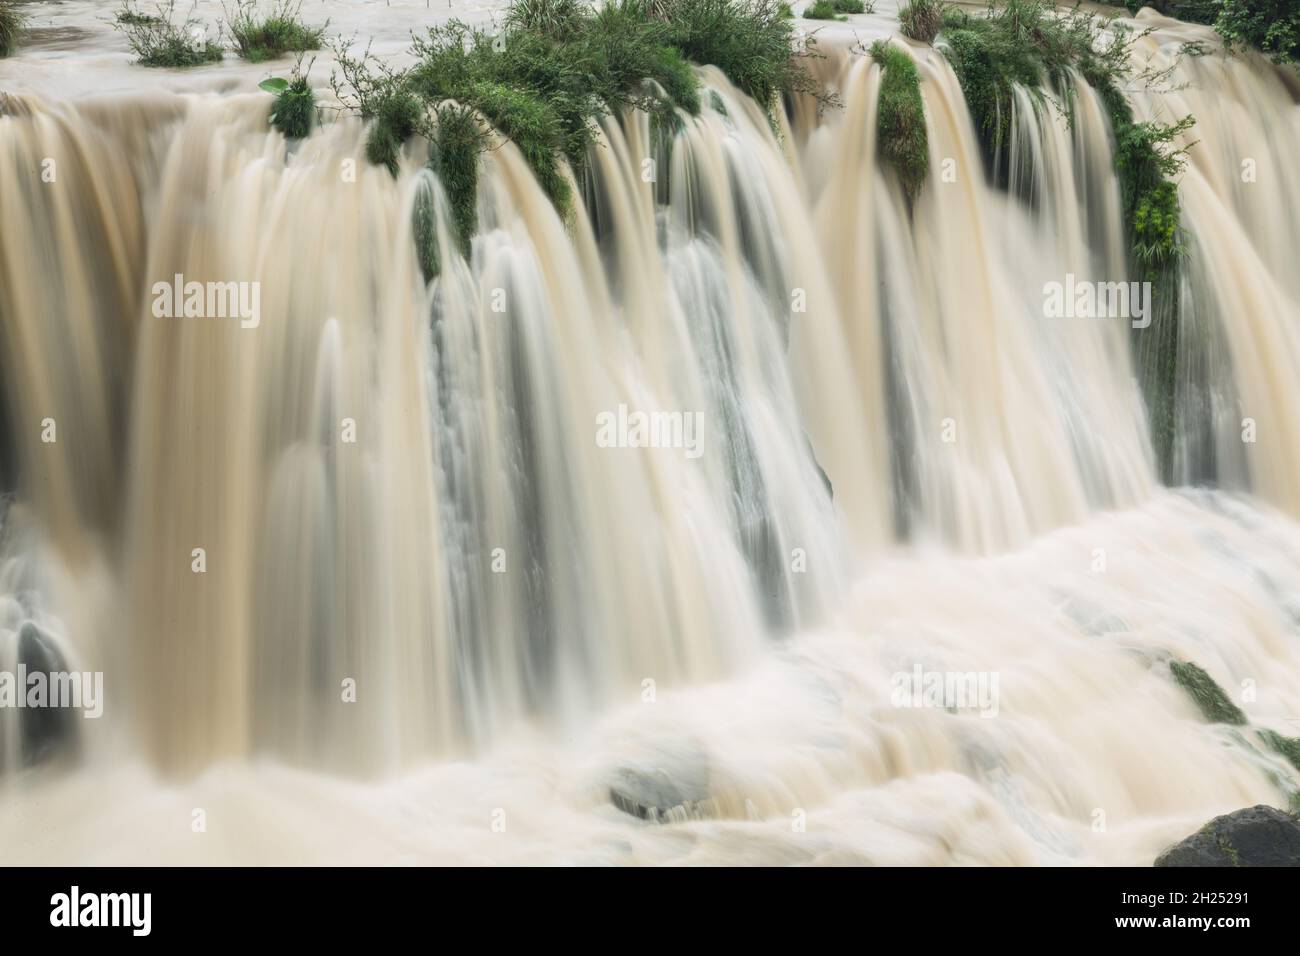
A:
[608,742,715,823]
[1154,805,1300,867]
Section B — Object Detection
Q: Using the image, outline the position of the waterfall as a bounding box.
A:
[1,6,1299,864]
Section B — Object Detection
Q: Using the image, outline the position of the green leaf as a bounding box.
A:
[259,77,290,95]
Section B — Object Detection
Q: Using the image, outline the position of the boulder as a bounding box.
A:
[1154,805,1300,867]
[608,741,715,823]
[0,621,80,771]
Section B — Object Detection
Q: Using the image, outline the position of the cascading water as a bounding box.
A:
[0,1,1298,864]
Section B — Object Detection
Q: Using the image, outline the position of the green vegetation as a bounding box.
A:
[408,102,488,283]
[870,41,929,202]
[261,68,316,139]
[804,0,846,19]
[225,0,325,63]
[430,103,488,256]
[1170,660,1248,725]
[658,0,828,110]
[899,0,943,43]
[1261,729,1300,772]
[1216,0,1300,65]
[0,1,26,58]
[1125,0,1299,66]
[332,0,826,269]
[939,0,1194,478]
[115,9,163,27]
[805,0,869,19]
[1112,110,1194,472]
[939,1,1138,163]
[113,1,224,67]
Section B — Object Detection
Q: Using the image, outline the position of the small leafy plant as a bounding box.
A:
[260,60,316,139]
[113,1,224,67]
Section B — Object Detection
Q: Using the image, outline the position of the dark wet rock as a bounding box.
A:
[0,621,81,771]
[608,742,715,823]
[1154,805,1300,867]
[805,433,832,500]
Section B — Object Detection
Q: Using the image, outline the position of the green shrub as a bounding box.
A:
[834,0,868,12]
[1216,0,1300,64]
[225,0,325,63]
[0,1,26,58]
[431,103,487,256]
[364,88,425,176]
[333,0,826,256]
[938,1,1195,480]
[262,70,316,139]
[1126,0,1221,20]
[1112,114,1194,274]
[937,0,1134,151]
[1106,102,1193,477]
[113,1,224,67]
[804,0,845,20]
[935,1,1190,261]
[899,0,943,42]
[659,0,828,113]
[870,41,929,201]
[1126,0,1298,65]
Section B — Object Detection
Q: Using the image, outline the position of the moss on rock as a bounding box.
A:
[1170,660,1247,725]
[1261,729,1300,773]
[870,41,929,203]
[1155,804,1300,866]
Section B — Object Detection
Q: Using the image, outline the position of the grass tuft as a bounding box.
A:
[899,0,943,43]
[0,1,27,58]
[225,0,325,63]
[505,0,590,36]
[113,1,224,68]
[804,0,846,20]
